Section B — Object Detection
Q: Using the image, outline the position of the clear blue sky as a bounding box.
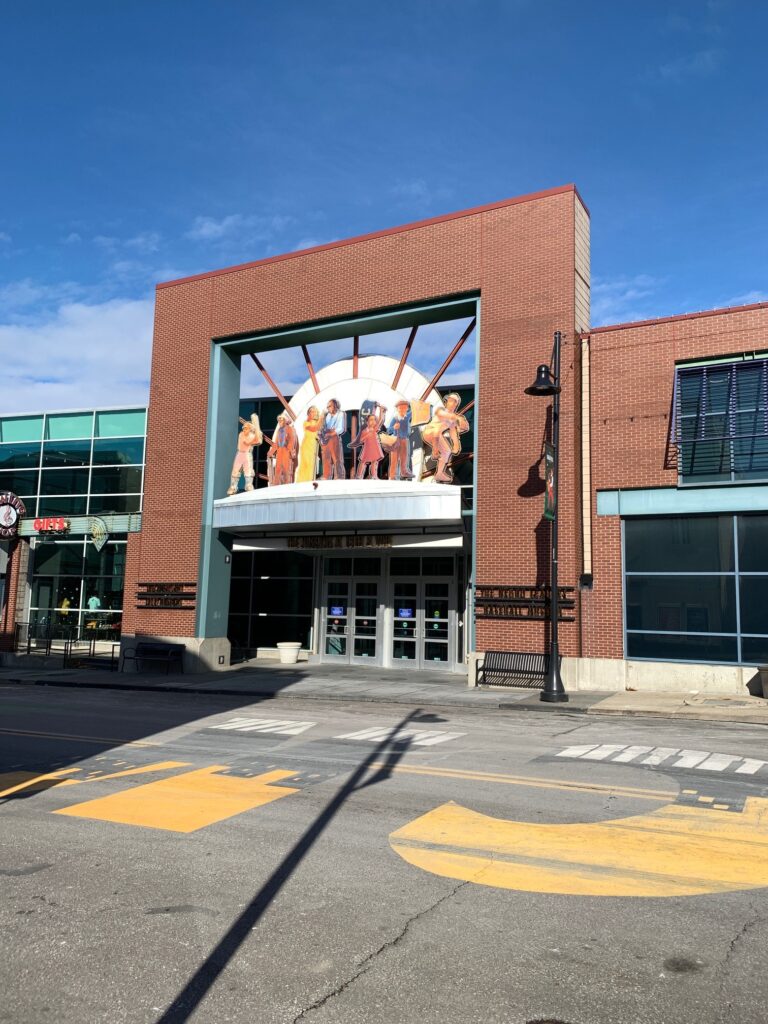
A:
[1,0,766,412]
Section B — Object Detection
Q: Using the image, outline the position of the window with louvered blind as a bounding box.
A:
[673,358,768,483]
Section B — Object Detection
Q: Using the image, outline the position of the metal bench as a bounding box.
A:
[120,641,185,674]
[476,650,551,688]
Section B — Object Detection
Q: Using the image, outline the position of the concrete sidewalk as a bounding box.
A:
[2,656,768,725]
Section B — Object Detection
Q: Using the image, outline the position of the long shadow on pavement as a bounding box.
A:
[154,709,421,1024]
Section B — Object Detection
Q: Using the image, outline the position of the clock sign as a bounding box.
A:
[0,492,26,539]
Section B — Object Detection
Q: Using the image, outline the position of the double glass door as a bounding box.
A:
[392,579,453,670]
[324,579,381,664]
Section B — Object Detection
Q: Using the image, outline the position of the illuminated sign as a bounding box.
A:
[330,605,345,616]
[397,608,414,619]
[0,492,25,539]
[33,516,70,534]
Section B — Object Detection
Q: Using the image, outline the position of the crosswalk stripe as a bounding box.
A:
[554,743,767,776]
[211,718,315,735]
[580,744,626,761]
[672,750,711,769]
[697,753,741,771]
[641,748,679,766]
[336,727,465,747]
[612,745,653,763]
[555,745,599,758]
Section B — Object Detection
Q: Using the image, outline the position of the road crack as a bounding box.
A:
[719,903,763,1022]
[291,880,469,1022]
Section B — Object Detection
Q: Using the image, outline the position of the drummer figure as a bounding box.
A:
[386,399,414,480]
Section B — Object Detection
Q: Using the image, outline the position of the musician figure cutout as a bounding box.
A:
[420,392,469,483]
[269,413,298,486]
[385,399,414,480]
[226,413,263,495]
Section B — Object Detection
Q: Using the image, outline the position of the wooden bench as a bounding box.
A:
[476,650,550,688]
[120,641,185,675]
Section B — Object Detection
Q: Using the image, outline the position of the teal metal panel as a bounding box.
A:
[45,412,94,440]
[597,485,768,517]
[196,344,240,637]
[95,409,146,438]
[218,295,478,356]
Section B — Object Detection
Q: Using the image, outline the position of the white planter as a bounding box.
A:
[276,642,302,665]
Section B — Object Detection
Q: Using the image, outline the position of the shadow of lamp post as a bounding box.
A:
[525,331,569,703]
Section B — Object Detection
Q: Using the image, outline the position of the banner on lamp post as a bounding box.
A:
[543,443,556,521]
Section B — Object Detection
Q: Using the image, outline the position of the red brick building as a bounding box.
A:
[3,184,767,693]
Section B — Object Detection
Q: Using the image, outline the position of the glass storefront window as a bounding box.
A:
[89,466,143,494]
[40,468,90,495]
[625,576,736,634]
[0,469,39,493]
[92,438,145,466]
[42,440,92,467]
[624,516,733,573]
[0,443,41,469]
[39,496,88,515]
[88,494,141,514]
[33,542,84,576]
[84,542,126,576]
[624,514,768,664]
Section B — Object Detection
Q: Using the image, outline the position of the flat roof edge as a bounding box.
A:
[584,300,768,337]
[157,184,581,290]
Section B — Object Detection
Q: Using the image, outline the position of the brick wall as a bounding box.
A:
[123,186,585,652]
[583,303,768,659]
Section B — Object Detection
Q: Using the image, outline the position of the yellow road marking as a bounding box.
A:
[54,766,300,832]
[371,762,677,803]
[0,727,157,748]
[390,797,768,898]
[0,768,81,798]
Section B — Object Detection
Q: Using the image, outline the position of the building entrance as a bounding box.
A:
[319,552,461,671]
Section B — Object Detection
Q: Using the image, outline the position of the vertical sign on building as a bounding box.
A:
[543,443,556,521]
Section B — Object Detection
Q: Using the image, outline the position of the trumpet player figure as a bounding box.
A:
[226,414,263,495]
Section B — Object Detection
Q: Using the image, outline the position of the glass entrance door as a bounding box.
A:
[391,579,454,670]
[323,579,382,664]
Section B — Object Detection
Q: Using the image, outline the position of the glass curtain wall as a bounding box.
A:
[0,408,145,639]
[624,514,768,663]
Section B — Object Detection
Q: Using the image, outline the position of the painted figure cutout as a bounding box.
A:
[227,414,263,495]
[420,393,469,483]
[269,414,298,486]
[319,399,347,480]
[296,405,322,483]
[386,399,414,480]
[352,405,387,479]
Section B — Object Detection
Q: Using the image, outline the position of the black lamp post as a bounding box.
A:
[525,330,568,703]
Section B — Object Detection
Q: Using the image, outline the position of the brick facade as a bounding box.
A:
[582,303,768,660]
[122,185,586,654]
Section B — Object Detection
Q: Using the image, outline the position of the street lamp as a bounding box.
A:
[525,330,569,703]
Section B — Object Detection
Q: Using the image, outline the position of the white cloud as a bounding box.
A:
[0,297,153,413]
[591,274,661,326]
[724,290,768,306]
[63,232,82,244]
[185,212,294,244]
[653,48,723,82]
[0,231,11,244]
[125,231,162,253]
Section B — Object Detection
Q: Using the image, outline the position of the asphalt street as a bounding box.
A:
[1,683,767,1024]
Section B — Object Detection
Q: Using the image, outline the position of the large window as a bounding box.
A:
[227,550,314,654]
[28,537,127,639]
[675,358,768,483]
[624,515,768,664]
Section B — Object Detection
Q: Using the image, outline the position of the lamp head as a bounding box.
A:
[525,364,561,396]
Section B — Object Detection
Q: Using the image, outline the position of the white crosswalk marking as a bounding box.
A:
[696,753,741,771]
[211,717,316,736]
[554,742,767,776]
[555,745,599,758]
[735,758,768,775]
[672,750,711,769]
[612,745,653,763]
[641,748,679,766]
[580,744,627,761]
[336,727,465,747]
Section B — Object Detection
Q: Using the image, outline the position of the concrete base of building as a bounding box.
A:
[120,635,232,673]
[468,651,763,696]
